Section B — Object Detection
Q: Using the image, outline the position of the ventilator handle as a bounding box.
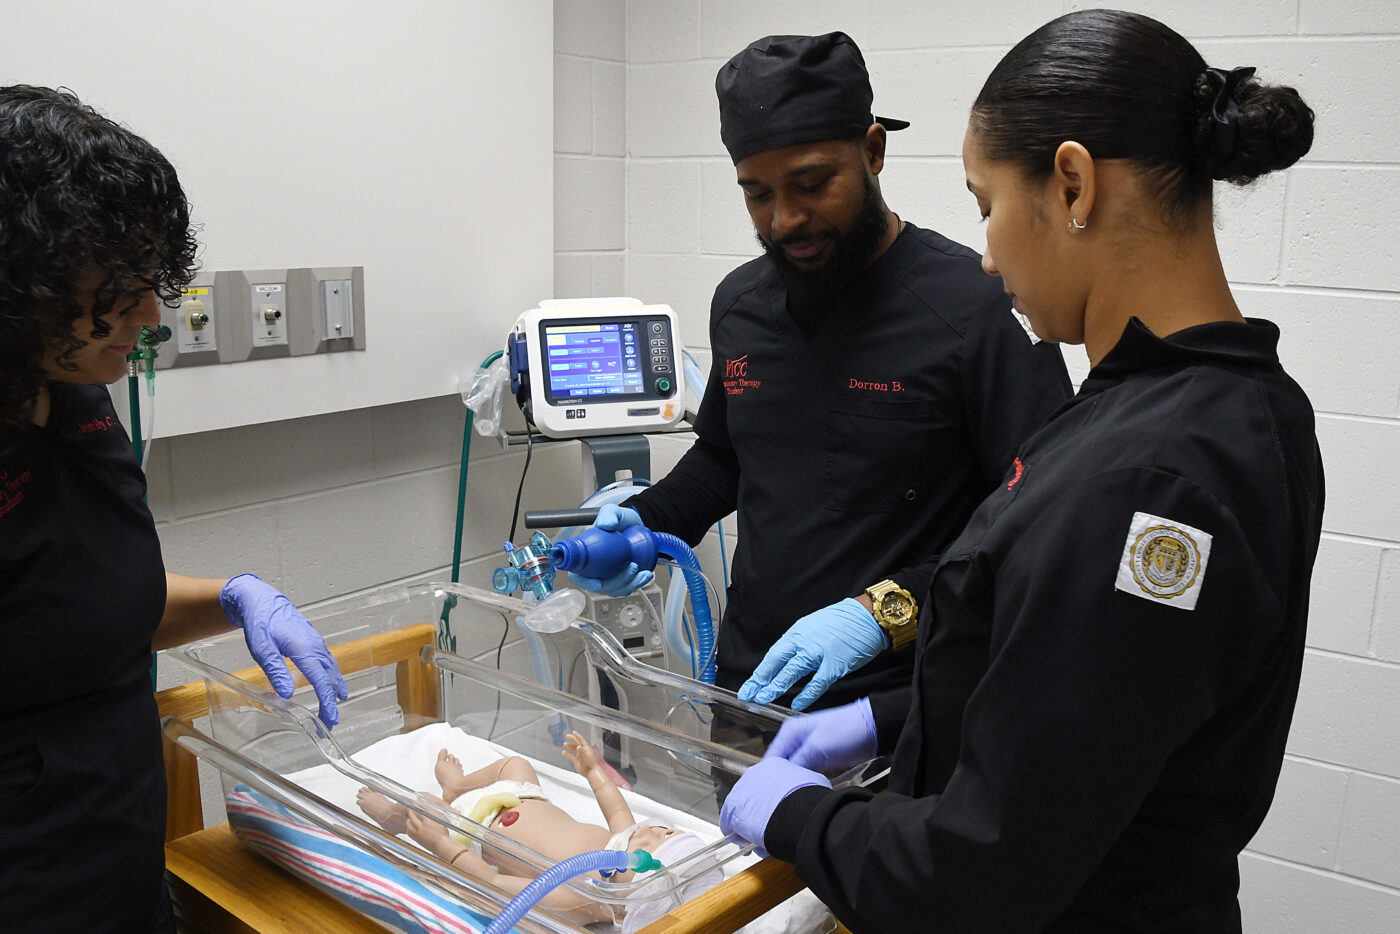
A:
[523,508,600,529]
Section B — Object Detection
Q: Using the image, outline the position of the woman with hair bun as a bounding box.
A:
[718,11,1324,932]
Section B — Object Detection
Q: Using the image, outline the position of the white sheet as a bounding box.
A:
[285,722,830,934]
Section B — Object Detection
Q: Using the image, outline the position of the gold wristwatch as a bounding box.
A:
[865,579,918,650]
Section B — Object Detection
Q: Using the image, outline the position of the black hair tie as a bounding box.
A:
[1204,66,1257,170]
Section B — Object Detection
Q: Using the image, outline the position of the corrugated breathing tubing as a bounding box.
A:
[652,533,716,684]
[550,528,716,684]
[564,482,704,678]
[482,848,661,934]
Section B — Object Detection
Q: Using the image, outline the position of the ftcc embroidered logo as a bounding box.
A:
[0,468,34,521]
[78,415,117,434]
[1114,511,1213,610]
[724,354,761,396]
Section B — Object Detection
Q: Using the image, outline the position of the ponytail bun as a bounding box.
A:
[1194,72,1315,184]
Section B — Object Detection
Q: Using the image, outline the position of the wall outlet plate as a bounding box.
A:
[214,269,293,363]
[155,272,221,369]
[288,266,366,355]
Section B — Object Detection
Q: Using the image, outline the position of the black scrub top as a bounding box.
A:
[767,318,1325,933]
[0,383,170,932]
[628,223,1072,705]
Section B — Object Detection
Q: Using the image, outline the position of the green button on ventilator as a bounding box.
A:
[657,378,671,392]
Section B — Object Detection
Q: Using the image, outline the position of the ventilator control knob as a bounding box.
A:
[618,604,644,629]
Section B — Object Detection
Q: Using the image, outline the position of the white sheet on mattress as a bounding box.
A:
[285,722,829,934]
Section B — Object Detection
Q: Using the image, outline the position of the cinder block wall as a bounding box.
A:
[615,1,1400,930]
[555,0,737,586]
[148,395,584,682]
[555,0,628,298]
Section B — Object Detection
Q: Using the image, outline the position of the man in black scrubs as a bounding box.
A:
[578,33,1070,717]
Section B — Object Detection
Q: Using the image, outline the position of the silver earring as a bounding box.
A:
[1067,218,1086,230]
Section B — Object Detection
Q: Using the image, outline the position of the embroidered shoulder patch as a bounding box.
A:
[1114,512,1212,610]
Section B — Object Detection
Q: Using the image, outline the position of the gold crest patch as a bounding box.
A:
[1115,512,1212,610]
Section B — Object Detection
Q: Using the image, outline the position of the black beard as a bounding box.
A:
[756,175,891,299]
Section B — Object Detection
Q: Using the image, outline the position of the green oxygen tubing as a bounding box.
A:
[439,350,505,651]
[127,324,171,687]
[126,325,170,469]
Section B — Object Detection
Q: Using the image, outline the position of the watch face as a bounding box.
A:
[881,592,916,626]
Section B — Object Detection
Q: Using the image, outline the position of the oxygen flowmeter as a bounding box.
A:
[508,298,686,439]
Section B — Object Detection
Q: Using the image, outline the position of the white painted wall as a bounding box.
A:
[0,0,553,436]
[613,1,1400,930]
[127,3,623,673]
[1,3,568,681]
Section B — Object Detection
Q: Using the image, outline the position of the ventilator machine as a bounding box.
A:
[506,299,686,438]
[460,297,720,689]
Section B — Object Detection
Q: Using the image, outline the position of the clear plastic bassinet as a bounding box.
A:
[164,582,858,934]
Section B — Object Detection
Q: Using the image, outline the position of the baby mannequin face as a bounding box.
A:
[627,824,681,854]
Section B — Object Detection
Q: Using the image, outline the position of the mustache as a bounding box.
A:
[769,231,833,249]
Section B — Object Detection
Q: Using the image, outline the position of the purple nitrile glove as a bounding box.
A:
[719,756,831,857]
[219,574,348,728]
[566,505,653,596]
[738,597,887,710]
[764,698,878,773]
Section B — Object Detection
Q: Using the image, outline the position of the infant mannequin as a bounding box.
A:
[357,731,713,926]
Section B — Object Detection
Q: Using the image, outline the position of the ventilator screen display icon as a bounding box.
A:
[543,321,647,400]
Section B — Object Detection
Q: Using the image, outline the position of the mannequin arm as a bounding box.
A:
[563,731,635,832]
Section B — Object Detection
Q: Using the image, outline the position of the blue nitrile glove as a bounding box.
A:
[765,698,877,773]
[738,597,887,710]
[566,504,654,597]
[219,574,349,728]
[719,756,831,857]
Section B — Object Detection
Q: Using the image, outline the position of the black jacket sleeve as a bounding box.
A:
[624,328,740,547]
[866,684,913,754]
[766,467,1284,933]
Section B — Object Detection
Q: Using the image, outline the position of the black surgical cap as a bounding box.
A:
[716,32,909,165]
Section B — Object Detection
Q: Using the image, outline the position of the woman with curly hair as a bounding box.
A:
[0,85,348,932]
